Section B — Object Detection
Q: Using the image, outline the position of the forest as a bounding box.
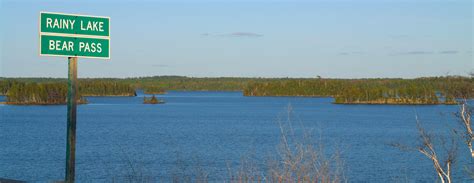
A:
[1,76,472,105]
[123,76,254,91]
[0,79,135,104]
[78,79,136,96]
[3,82,87,105]
[243,76,473,104]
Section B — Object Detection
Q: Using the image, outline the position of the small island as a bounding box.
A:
[143,95,165,104]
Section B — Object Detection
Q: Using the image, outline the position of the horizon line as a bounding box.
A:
[1,74,472,80]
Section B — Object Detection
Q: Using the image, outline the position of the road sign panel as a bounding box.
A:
[40,35,110,59]
[39,12,110,59]
[40,12,110,37]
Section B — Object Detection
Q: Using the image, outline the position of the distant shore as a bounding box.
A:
[143,92,167,95]
[1,76,472,106]
[83,94,136,97]
[333,101,458,105]
[0,101,88,105]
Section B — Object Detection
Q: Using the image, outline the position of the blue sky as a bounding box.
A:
[1,0,472,78]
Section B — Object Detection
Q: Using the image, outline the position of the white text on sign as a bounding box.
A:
[45,18,105,32]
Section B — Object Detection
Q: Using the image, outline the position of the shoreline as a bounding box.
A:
[332,102,457,105]
[83,94,136,97]
[244,94,332,98]
[143,92,167,95]
[0,101,88,105]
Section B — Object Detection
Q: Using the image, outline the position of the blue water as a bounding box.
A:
[0,92,472,182]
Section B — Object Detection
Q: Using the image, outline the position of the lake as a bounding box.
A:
[0,91,471,182]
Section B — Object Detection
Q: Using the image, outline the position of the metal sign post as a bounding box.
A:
[65,57,77,183]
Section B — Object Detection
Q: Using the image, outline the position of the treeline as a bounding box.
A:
[126,76,253,91]
[243,79,345,97]
[79,80,136,96]
[0,76,253,94]
[0,79,135,104]
[143,86,166,94]
[1,76,472,105]
[334,81,448,104]
[244,76,473,104]
[0,80,17,95]
[0,80,136,96]
[5,82,86,105]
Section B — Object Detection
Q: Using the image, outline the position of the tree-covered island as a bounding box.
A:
[0,79,135,105]
[3,82,87,105]
[143,95,165,104]
[243,77,472,105]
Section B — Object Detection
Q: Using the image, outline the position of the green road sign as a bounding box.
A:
[39,12,110,59]
[40,12,110,37]
[40,35,110,58]
[39,12,111,182]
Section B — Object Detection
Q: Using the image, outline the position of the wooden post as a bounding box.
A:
[65,57,78,183]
